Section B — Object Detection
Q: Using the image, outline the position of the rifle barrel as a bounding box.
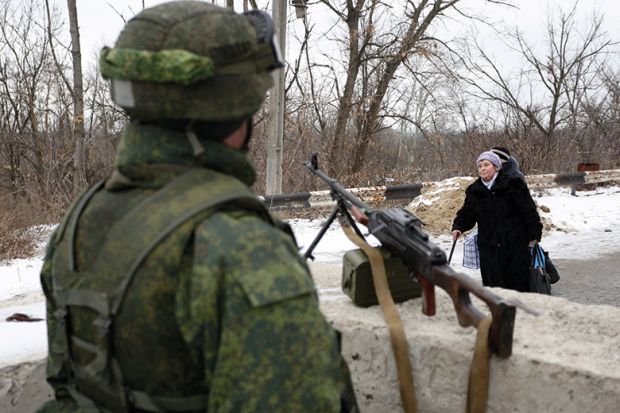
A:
[304,160,370,211]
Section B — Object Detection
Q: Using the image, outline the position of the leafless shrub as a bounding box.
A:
[0,195,52,260]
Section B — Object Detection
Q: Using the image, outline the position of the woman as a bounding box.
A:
[451,151,542,292]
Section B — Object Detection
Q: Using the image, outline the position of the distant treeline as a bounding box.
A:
[1,0,618,233]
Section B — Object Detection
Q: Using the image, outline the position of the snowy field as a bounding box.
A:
[1,185,619,368]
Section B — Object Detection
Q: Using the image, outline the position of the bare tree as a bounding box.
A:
[461,4,612,167]
[66,0,87,195]
[308,0,515,177]
[0,0,51,200]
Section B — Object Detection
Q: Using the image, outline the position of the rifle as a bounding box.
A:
[304,154,531,358]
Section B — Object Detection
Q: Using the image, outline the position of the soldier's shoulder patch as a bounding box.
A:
[196,211,317,307]
[235,251,316,307]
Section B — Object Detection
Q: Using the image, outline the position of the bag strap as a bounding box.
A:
[466,316,492,413]
[61,180,107,272]
[339,218,418,413]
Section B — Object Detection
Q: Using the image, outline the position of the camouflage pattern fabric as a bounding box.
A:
[100,47,216,85]
[38,123,350,412]
[100,45,276,84]
[103,1,274,121]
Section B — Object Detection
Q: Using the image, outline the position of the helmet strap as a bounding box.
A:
[240,117,253,153]
[185,121,205,156]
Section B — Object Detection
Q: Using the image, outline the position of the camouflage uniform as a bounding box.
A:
[38,2,356,412]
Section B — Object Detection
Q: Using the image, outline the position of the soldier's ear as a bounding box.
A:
[222,120,250,150]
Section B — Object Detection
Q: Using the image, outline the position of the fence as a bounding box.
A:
[259,169,620,210]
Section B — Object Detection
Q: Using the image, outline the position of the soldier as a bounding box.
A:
[38,2,357,412]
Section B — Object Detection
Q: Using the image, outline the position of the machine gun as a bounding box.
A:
[304,154,529,358]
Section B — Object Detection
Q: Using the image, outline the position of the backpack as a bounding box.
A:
[48,168,270,412]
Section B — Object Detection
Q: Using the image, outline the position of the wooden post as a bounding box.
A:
[67,0,87,196]
[265,0,286,195]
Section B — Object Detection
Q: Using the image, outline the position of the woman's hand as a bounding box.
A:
[452,230,462,241]
[528,240,537,248]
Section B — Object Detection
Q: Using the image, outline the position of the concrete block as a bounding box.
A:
[312,263,620,413]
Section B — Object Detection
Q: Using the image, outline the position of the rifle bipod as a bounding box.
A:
[303,200,366,261]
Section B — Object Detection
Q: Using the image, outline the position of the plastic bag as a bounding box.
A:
[462,229,480,270]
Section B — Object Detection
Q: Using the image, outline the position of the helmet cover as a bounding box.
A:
[100,1,283,121]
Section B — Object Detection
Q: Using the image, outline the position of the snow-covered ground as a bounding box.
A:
[1,185,619,368]
[0,259,47,367]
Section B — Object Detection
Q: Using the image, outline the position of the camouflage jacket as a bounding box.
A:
[38,122,351,413]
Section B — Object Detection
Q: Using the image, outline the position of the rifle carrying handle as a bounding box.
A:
[416,273,436,316]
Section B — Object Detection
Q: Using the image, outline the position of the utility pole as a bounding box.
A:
[265,0,287,195]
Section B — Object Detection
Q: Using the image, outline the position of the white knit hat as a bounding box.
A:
[476,151,502,169]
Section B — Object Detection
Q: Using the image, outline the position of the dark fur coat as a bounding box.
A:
[452,173,542,291]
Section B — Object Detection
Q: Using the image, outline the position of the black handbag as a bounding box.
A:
[530,244,551,295]
[543,249,560,284]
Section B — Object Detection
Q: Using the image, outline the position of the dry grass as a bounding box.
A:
[0,197,53,261]
[0,222,38,261]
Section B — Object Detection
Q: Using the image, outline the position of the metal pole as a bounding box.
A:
[266,0,286,195]
[447,239,457,265]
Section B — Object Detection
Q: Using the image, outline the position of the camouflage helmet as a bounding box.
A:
[99,1,283,121]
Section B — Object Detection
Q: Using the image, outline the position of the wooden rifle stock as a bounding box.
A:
[428,265,516,358]
[414,274,436,316]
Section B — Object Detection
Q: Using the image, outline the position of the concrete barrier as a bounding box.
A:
[312,263,620,413]
[259,183,423,210]
[526,169,620,191]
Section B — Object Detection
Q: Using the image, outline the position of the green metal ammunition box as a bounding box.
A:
[341,248,422,307]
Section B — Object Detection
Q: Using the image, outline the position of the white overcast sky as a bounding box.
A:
[63,0,620,71]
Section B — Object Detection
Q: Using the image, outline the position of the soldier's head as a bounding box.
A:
[99,1,282,149]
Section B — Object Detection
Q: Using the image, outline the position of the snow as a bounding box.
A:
[1,185,619,368]
[0,302,47,366]
[535,188,620,260]
[0,259,44,303]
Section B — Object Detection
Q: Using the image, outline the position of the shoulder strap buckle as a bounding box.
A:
[54,308,68,326]
[120,386,135,412]
[93,316,112,338]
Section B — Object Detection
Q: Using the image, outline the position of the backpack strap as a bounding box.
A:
[48,181,106,381]
[57,180,106,271]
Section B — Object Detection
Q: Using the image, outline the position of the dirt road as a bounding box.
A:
[551,251,620,307]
